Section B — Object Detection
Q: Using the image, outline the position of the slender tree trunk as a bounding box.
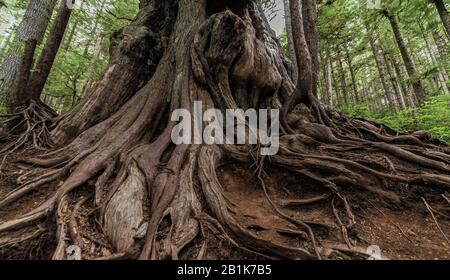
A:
[283,0,298,84]
[423,31,449,95]
[344,44,359,103]
[331,58,341,107]
[391,55,415,108]
[432,0,450,38]
[335,46,349,105]
[28,0,73,101]
[0,0,57,107]
[383,53,406,109]
[302,0,318,97]
[289,0,313,104]
[384,10,426,103]
[324,48,334,108]
[367,29,396,111]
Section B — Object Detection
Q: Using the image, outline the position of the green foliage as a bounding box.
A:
[343,95,450,142]
[0,0,140,113]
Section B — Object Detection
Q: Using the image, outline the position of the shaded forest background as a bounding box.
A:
[0,0,448,141]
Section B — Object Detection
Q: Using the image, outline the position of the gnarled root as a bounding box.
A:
[0,2,449,260]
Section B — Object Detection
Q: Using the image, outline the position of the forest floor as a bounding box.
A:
[217,164,450,260]
[0,153,449,260]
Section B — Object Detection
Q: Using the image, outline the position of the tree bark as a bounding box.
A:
[383,53,406,109]
[288,0,313,104]
[335,46,349,105]
[0,0,57,107]
[391,55,415,108]
[1,0,450,262]
[367,29,396,111]
[302,0,318,97]
[344,44,359,103]
[384,10,426,103]
[51,0,178,144]
[283,0,298,84]
[432,0,450,38]
[8,39,37,111]
[28,0,73,101]
[324,48,334,108]
[422,28,449,95]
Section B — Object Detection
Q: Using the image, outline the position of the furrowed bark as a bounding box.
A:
[28,0,73,101]
[0,0,56,106]
[51,0,178,145]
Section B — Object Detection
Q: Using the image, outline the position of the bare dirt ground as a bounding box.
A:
[217,163,450,260]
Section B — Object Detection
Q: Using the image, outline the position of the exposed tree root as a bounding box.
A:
[0,100,56,171]
[0,0,449,260]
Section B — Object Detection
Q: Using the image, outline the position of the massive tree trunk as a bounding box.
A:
[432,0,450,38]
[1,0,450,261]
[51,0,178,145]
[383,10,426,103]
[0,0,57,106]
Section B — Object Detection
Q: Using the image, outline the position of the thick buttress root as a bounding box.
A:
[1,1,450,260]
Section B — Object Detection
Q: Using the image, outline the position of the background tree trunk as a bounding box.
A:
[324,48,334,108]
[283,0,298,84]
[367,30,396,111]
[335,46,349,105]
[0,0,57,107]
[302,0,318,97]
[8,39,37,111]
[384,11,426,103]
[344,44,359,103]
[288,0,314,108]
[383,53,406,109]
[433,0,450,37]
[28,0,73,101]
